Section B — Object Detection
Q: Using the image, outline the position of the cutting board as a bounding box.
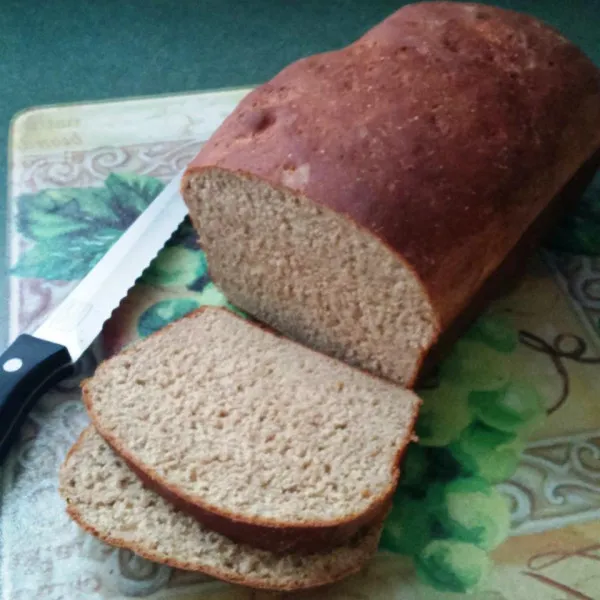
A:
[3,90,600,600]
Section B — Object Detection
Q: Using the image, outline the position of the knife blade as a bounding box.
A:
[0,171,188,461]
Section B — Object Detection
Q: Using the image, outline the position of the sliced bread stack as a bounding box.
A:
[61,427,384,590]
[60,307,422,591]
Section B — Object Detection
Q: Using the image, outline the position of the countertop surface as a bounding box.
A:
[2,0,599,338]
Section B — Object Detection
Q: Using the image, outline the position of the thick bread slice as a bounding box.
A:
[83,307,420,553]
[60,427,382,591]
[182,2,600,386]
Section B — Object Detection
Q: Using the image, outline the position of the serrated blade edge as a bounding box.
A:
[34,171,188,361]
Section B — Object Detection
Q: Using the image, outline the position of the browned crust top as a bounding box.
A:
[185,2,600,327]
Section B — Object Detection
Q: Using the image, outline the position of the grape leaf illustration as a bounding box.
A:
[141,246,208,288]
[9,231,122,280]
[11,172,165,281]
[137,298,202,338]
[139,217,215,293]
[104,172,165,216]
[167,217,201,251]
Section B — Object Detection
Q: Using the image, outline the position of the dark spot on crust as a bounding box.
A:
[426,112,441,131]
[442,33,459,53]
[241,108,276,134]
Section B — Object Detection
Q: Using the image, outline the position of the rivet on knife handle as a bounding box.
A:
[0,170,188,462]
[0,334,73,462]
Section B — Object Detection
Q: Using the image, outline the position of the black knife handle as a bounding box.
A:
[0,334,73,462]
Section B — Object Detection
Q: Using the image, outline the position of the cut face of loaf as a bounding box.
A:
[83,307,420,554]
[186,169,438,383]
[185,171,439,386]
[60,427,383,591]
[182,1,600,386]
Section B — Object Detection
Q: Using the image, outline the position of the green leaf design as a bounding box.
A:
[464,315,518,354]
[469,381,545,433]
[416,382,473,447]
[397,444,428,490]
[169,217,201,250]
[415,540,491,593]
[440,339,511,391]
[195,282,245,314]
[17,187,116,240]
[142,246,208,288]
[12,172,165,281]
[469,446,522,484]
[380,495,432,556]
[11,229,122,280]
[137,298,201,338]
[424,447,464,484]
[427,478,511,550]
[449,421,524,483]
[104,172,165,216]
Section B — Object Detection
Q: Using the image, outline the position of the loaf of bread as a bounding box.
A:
[82,307,420,553]
[60,427,383,591]
[182,2,600,386]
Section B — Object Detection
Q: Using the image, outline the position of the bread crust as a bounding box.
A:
[419,145,600,378]
[182,2,600,355]
[83,307,420,553]
[60,427,381,591]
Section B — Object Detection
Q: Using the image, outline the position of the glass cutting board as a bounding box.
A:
[2,90,600,600]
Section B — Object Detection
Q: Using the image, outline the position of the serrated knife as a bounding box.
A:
[0,171,188,461]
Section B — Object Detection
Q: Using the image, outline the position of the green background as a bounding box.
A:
[1,0,599,344]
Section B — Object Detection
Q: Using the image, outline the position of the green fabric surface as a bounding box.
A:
[1,0,599,343]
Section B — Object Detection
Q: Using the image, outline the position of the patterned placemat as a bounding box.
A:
[2,90,600,599]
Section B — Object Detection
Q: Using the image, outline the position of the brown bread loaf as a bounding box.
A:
[182,2,600,386]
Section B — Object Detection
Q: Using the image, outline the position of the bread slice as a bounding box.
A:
[181,3,600,386]
[83,307,420,553]
[60,427,383,591]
